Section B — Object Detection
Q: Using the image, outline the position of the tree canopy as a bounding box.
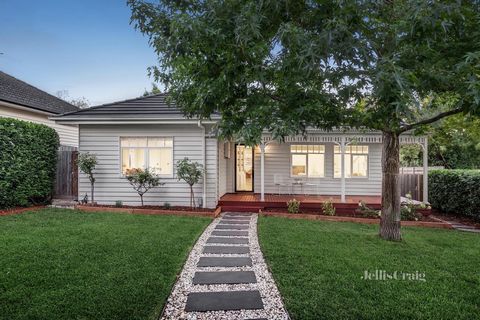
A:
[129,0,480,143]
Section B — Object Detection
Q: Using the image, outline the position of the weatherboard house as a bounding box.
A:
[53,94,428,209]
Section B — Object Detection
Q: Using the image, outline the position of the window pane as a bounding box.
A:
[122,148,145,173]
[352,155,368,177]
[292,154,307,176]
[308,154,324,177]
[121,138,147,148]
[147,138,163,147]
[334,145,341,153]
[149,148,173,175]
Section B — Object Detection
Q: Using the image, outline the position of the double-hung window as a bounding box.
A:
[334,145,369,178]
[121,137,173,176]
[290,145,325,177]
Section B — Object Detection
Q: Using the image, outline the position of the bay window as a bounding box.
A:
[334,145,369,178]
[121,137,173,176]
[290,145,325,177]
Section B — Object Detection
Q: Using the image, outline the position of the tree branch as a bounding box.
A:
[400,108,463,132]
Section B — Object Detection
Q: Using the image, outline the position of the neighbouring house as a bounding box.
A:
[0,71,79,147]
[52,93,428,209]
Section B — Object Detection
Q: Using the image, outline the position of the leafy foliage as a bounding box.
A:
[286,198,300,214]
[176,158,203,208]
[356,201,381,219]
[143,82,162,96]
[77,152,98,203]
[129,0,480,143]
[429,169,480,220]
[400,114,480,169]
[0,118,59,208]
[125,168,163,206]
[321,198,336,216]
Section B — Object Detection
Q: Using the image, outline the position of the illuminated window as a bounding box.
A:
[290,145,325,177]
[120,137,173,175]
[334,145,369,178]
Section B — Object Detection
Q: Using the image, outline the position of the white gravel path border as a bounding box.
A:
[160,213,289,320]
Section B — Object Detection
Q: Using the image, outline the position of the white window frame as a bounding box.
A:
[120,136,174,178]
[334,145,369,178]
[290,144,326,178]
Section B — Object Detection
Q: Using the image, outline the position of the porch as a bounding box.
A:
[218,193,381,213]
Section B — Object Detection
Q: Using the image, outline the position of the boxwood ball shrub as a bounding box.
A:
[429,170,480,220]
[0,118,59,208]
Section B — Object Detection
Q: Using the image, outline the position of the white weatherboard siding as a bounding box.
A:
[79,124,218,208]
[0,104,79,147]
[252,142,382,196]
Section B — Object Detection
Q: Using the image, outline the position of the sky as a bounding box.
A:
[0,0,158,106]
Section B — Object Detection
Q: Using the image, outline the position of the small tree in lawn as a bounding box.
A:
[176,158,203,209]
[125,168,163,206]
[77,152,98,204]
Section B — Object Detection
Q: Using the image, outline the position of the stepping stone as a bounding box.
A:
[185,290,264,312]
[211,230,249,237]
[216,224,249,230]
[197,257,252,267]
[221,216,251,220]
[192,271,257,284]
[207,237,249,244]
[224,213,252,217]
[220,220,250,224]
[203,245,249,254]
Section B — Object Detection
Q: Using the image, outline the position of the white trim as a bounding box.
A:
[119,136,174,178]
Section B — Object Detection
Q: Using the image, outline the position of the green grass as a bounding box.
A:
[0,208,211,320]
[258,217,480,320]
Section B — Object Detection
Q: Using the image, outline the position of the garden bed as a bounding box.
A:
[0,205,45,216]
[76,204,220,217]
[259,211,452,229]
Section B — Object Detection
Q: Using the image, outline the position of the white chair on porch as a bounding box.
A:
[304,181,320,195]
[274,174,290,195]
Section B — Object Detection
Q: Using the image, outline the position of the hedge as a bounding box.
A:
[429,169,480,220]
[0,118,59,208]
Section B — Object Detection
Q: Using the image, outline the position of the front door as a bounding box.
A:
[235,145,253,192]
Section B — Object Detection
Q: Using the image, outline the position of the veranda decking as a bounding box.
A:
[218,193,382,213]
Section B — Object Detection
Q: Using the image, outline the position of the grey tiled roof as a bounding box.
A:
[0,71,79,114]
[53,93,220,121]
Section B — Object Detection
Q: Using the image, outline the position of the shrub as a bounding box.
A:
[356,200,381,218]
[163,202,171,209]
[176,158,203,208]
[125,168,163,206]
[0,118,59,208]
[287,199,300,214]
[322,198,336,216]
[429,169,480,220]
[400,194,423,221]
[115,200,123,207]
[77,152,98,204]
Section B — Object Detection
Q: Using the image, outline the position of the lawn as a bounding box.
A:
[258,216,480,320]
[0,208,211,320]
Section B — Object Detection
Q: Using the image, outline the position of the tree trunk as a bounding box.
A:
[140,194,144,206]
[380,131,402,241]
[190,185,195,209]
[91,182,95,204]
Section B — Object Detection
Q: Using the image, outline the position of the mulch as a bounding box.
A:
[0,206,45,216]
